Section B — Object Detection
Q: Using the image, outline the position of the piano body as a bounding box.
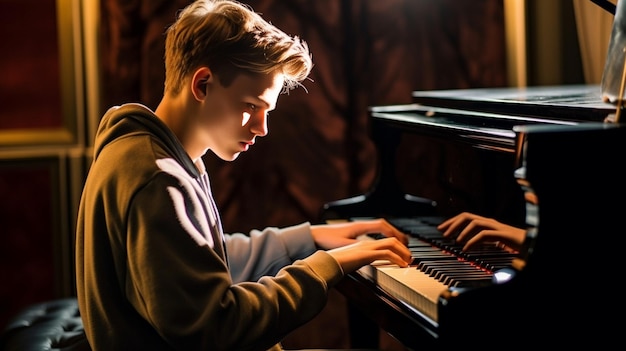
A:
[321,84,626,348]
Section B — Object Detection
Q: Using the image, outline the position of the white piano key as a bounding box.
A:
[357,263,449,322]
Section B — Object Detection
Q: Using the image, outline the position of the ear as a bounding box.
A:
[191,67,214,101]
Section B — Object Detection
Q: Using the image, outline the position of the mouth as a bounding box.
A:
[241,140,254,151]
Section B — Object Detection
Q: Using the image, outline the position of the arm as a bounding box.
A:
[125,178,337,350]
[228,218,412,281]
[126,177,411,349]
[226,223,318,283]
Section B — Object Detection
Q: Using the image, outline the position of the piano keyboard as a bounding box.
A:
[357,216,518,323]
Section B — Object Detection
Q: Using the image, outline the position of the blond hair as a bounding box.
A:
[163,0,312,95]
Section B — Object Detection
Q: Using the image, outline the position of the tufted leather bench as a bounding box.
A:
[0,298,379,351]
[0,297,91,351]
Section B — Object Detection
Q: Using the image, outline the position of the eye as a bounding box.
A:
[244,102,269,118]
[244,103,269,119]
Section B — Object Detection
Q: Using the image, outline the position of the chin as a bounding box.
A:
[222,152,240,162]
[211,150,239,162]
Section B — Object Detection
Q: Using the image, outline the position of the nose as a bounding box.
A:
[250,112,268,137]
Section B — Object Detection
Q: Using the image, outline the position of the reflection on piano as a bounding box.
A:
[322,85,626,348]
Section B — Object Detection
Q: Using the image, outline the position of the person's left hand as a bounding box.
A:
[310,218,408,250]
[437,212,526,252]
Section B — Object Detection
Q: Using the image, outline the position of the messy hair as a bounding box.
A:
[163,0,313,95]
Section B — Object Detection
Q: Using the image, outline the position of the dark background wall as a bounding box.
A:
[99,0,507,236]
[97,2,507,348]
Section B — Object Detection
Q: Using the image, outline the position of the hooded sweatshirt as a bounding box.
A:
[75,103,344,351]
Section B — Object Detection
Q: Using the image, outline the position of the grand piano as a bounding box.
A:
[321,83,626,348]
[321,1,626,347]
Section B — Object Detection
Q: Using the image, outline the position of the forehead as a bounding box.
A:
[229,72,285,108]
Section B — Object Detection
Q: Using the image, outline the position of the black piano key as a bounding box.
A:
[412,256,458,264]
[435,268,488,282]
[464,249,516,259]
[412,255,458,265]
[418,260,469,276]
[481,259,515,271]
[409,246,442,252]
[408,240,435,248]
[367,233,386,240]
[439,269,492,282]
[450,276,495,288]
[386,216,520,291]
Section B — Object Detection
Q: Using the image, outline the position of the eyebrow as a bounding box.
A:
[253,96,275,111]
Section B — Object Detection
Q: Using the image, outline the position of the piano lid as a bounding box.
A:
[411,85,615,123]
[412,0,626,124]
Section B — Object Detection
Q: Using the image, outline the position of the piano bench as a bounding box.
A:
[0,298,381,351]
[0,297,91,351]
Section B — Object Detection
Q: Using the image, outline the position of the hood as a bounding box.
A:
[93,103,200,178]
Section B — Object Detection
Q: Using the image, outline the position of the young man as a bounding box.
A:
[75,1,412,350]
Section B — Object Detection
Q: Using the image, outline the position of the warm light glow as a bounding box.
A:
[573,0,614,84]
[242,112,251,126]
[503,0,527,87]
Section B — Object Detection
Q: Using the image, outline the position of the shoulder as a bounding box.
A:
[88,134,186,206]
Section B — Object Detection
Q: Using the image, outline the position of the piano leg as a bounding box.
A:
[347,303,379,348]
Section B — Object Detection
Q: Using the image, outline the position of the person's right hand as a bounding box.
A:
[437,212,526,252]
[325,236,412,274]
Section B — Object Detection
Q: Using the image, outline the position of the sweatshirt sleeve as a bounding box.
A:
[125,174,344,351]
[225,222,318,283]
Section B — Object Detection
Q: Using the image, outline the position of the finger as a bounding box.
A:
[385,230,408,245]
[369,237,412,263]
[372,220,409,245]
[455,220,481,242]
[462,231,505,251]
[385,251,411,267]
[440,212,479,236]
[370,249,411,268]
[388,239,412,263]
[462,234,485,251]
[455,218,498,242]
[436,216,457,231]
[440,218,467,237]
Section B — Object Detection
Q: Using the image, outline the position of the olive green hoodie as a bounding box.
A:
[76,103,343,351]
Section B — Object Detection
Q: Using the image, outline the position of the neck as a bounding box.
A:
[155,94,205,161]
